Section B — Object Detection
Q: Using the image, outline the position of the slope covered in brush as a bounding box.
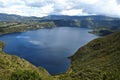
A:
[58,31,120,80]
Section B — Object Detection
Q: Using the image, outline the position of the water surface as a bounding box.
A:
[0,27,98,75]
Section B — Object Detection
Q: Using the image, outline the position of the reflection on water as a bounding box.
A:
[0,27,98,75]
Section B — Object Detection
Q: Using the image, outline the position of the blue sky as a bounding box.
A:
[0,0,120,17]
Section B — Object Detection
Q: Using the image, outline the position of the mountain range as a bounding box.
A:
[0,13,120,35]
[0,13,39,21]
[0,13,120,21]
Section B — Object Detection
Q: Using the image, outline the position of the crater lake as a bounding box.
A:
[0,27,98,75]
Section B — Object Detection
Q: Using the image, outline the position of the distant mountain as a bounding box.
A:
[0,13,120,33]
[1,13,119,21]
[0,13,39,21]
[40,15,120,32]
[40,15,120,20]
[58,31,120,80]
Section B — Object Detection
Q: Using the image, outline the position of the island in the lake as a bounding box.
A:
[0,13,120,80]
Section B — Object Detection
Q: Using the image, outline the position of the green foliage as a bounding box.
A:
[0,41,5,51]
[57,31,120,80]
[11,70,41,80]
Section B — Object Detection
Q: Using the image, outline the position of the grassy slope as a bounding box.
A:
[58,31,120,80]
[0,22,56,35]
[0,41,56,80]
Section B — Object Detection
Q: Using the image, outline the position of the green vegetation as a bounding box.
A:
[89,28,113,36]
[0,41,56,80]
[0,21,56,35]
[57,31,120,80]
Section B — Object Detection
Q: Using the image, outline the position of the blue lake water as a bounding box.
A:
[0,27,98,75]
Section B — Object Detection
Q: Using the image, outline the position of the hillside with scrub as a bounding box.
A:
[57,31,120,80]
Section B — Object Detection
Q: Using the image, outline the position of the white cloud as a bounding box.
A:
[0,0,120,17]
[90,0,120,17]
[60,9,89,16]
[74,0,98,4]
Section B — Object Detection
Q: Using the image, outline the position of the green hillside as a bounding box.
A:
[0,21,56,35]
[57,31,120,80]
[0,41,55,80]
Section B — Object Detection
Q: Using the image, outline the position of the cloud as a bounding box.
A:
[80,0,120,17]
[117,0,120,4]
[24,0,52,7]
[0,1,4,8]
[60,9,89,16]
[0,0,120,17]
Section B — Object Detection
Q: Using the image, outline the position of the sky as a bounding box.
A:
[0,0,120,17]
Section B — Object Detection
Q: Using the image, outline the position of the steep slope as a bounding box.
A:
[0,41,55,80]
[58,31,120,80]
